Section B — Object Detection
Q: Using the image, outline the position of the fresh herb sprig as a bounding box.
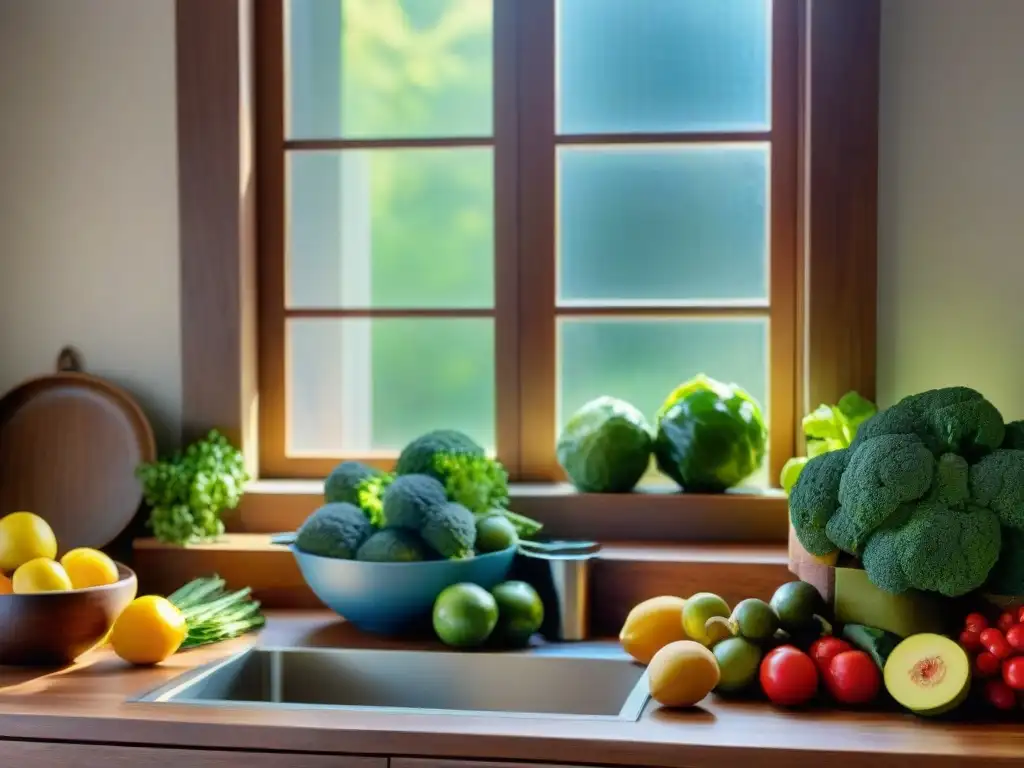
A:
[137,429,249,546]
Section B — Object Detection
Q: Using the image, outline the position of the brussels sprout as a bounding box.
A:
[654,375,767,492]
[557,397,653,493]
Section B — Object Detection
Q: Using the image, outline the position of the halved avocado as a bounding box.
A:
[883,633,971,717]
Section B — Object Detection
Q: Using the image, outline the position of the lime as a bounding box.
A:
[475,514,518,553]
[432,583,498,648]
[730,598,780,642]
[770,581,825,633]
[713,636,763,692]
[682,592,730,646]
[491,580,544,647]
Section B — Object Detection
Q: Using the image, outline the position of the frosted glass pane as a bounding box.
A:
[288,318,495,454]
[287,0,493,139]
[287,148,494,309]
[557,0,771,134]
[558,146,769,303]
[558,319,769,486]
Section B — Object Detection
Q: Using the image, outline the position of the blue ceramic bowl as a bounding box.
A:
[287,543,516,634]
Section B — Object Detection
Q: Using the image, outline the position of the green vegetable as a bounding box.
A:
[780,391,877,494]
[420,501,477,559]
[295,502,373,559]
[355,529,429,563]
[556,396,652,493]
[137,429,249,546]
[789,386,1014,598]
[167,575,266,649]
[653,374,767,492]
[395,429,484,480]
[381,474,448,531]
[841,623,901,670]
[323,461,393,526]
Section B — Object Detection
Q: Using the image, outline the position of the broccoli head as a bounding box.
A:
[969,449,1024,530]
[381,474,447,530]
[355,529,430,563]
[323,461,393,525]
[395,430,484,479]
[789,385,1019,597]
[1002,420,1024,450]
[420,501,477,559]
[295,502,373,559]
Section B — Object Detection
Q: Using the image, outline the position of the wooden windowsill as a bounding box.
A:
[231,481,789,544]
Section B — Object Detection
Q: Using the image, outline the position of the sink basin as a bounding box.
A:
[134,646,650,721]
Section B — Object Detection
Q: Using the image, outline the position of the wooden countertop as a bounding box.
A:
[0,612,1021,768]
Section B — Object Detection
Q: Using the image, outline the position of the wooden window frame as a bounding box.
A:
[177,0,879,541]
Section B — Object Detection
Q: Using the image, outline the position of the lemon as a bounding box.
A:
[648,640,721,708]
[0,512,57,572]
[619,595,688,665]
[110,595,187,666]
[61,548,119,589]
[12,558,73,593]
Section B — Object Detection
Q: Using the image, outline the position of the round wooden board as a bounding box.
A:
[0,348,156,553]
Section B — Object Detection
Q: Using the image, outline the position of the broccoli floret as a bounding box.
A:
[1002,420,1024,450]
[896,503,1001,597]
[395,430,484,479]
[788,449,849,556]
[969,449,1024,530]
[838,434,934,529]
[323,462,393,525]
[295,502,373,559]
[355,529,430,563]
[926,453,970,508]
[420,501,477,559]
[861,525,913,594]
[380,474,447,530]
[825,507,872,557]
[987,526,1024,595]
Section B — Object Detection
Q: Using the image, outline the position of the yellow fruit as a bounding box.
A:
[682,592,731,646]
[0,512,57,572]
[110,595,187,666]
[648,640,721,708]
[61,548,120,589]
[619,595,687,664]
[12,558,73,593]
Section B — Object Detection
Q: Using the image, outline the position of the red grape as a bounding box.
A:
[1006,624,1024,652]
[981,628,1013,659]
[959,629,983,652]
[985,680,1017,711]
[965,612,989,632]
[1003,657,1024,691]
[997,611,1018,633]
[975,652,1001,678]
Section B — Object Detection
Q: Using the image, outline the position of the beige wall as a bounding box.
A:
[877,0,1024,418]
[0,0,181,448]
[0,0,1021,450]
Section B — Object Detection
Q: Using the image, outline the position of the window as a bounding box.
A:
[255,0,799,485]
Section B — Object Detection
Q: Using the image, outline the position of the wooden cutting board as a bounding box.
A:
[0,347,156,552]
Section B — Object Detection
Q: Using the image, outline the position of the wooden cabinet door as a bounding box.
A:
[2,742,386,768]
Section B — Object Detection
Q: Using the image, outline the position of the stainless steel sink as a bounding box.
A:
[134,645,650,720]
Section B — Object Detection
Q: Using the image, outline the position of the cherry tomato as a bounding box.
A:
[810,636,853,678]
[975,652,1001,678]
[997,611,1018,634]
[1017,606,1024,625]
[1002,657,1024,691]
[985,680,1017,711]
[1005,624,1024,652]
[965,612,989,633]
[826,650,881,705]
[760,645,819,707]
[959,629,983,653]
[980,628,1013,660]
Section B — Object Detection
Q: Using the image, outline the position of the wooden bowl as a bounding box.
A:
[0,563,137,666]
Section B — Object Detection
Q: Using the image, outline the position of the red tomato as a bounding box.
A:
[827,651,881,705]
[1006,624,1024,652]
[975,651,1001,678]
[760,645,818,707]
[985,680,1017,711]
[959,629,983,653]
[997,611,1018,634]
[980,628,1013,659]
[1002,657,1024,691]
[809,636,853,678]
[965,612,989,633]
[1016,606,1024,625]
